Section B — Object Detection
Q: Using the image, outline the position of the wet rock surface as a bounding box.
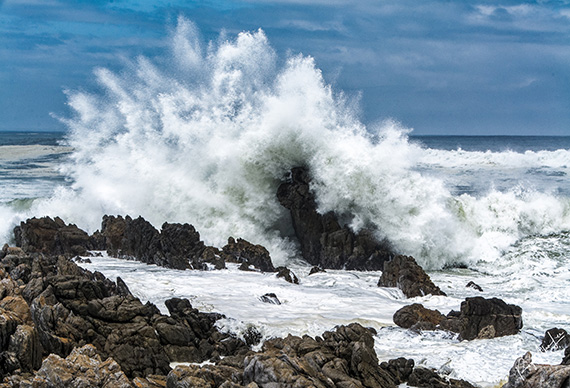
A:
[377,255,446,298]
[393,297,523,340]
[99,215,208,270]
[503,352,570,388]
[14,217,94,257]
[408,367,477,388]
[541,328,570,352]
[277,167,394,270]
[0,249,248,381]
[393,303,446,331]
[1,215,535,387]
[276,266,299,284]
[259,293,281,305]
[466,281,483,292]
[221,237,275,273]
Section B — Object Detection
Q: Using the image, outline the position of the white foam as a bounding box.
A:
[1,19,569,270]
[78,245,570,387]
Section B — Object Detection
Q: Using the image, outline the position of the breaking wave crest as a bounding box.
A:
[4,17,570,269]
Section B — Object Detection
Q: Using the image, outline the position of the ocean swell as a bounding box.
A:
[3,17,569,269]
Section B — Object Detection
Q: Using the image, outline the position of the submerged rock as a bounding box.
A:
[275,266,299,284]
[277,167,393,270]
[466,281,483,292]
[378,255,446,298]
[259,293,281,305]
[309,266,326,275]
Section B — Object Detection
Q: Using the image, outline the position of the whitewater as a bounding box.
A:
[1,17,570,386]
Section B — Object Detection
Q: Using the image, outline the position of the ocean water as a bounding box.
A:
[1,18,570,387]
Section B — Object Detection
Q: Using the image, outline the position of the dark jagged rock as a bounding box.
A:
[378,255,446,298]
[242,323,396,388]
[466,281,483,292]
[161,322,472,388]
[458,297,523,340]
[154,222,208,270]
[380,357,414,385]
[0,250,248,379]
[101,215,161,264]
[2,344,133,388]
[309,265,326,275]
[100,216,275,272]
[276,266,299,284]
[277,167,393,270]
[259,293,281,305]
[1,246,480,387]
[14,216,93,256]
[242,326,262,347]
[408,367,477,388]
[393,297,523,340]
[159,297,247,363]
[116,276,133,297]
[7,324,43,373]
[222,237,276,272]
[541,328,570,352]
[100,215,221,270]
[503,352,570,388]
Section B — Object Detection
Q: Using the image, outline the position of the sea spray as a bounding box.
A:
[2,18,569,269]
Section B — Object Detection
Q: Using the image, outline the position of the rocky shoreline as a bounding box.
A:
[3,165,570,388]
[0,217,473,388]
[1,214,569,387]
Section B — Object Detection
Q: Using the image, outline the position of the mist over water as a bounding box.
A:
[2,18,570,270]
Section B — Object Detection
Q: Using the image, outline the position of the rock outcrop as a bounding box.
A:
[458,297,523,340]
[0,251,248,379]
[408,367,477,388]
[14,217,94,257]
[277,167,393,270]
[377,255,446,298]
[1,219,482,388]
[393,297,523,340]
[163,323,475,388]
[221,237,275,272]
[13,215,292,275]
[502,352,570,388]
[99,215,212,270]
[2,344,134,387]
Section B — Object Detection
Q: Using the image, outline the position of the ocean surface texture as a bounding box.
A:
[1,22,570,387]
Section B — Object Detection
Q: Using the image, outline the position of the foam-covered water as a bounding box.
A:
[77,241,570,387]
[1,18,570,386]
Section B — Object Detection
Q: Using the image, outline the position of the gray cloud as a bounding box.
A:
[0,0,569,134]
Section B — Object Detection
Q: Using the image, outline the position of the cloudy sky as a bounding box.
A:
[1,0,569,135]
